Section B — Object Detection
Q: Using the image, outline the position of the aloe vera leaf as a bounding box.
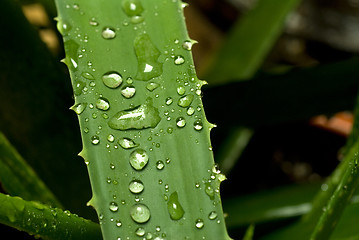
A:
[204,58,359,128]
[0,0,94,219]
[331,201,359,240]
[0,132,62,208]
[55,0,231,239]
[202,0,301,84]
[0,193,101,240]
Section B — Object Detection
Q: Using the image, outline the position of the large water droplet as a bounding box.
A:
[109,202,119,212]
[102,71,123,89]
[134,34,163,81]
[178,94,194,108]
[208,211,217,220]
[167,191,184,220]
[195,218,204,229]
[176,117,186,128]
[96,97,110,111]
[122,0,144,17]
[129,149,149,170]
[118,138,137,149]
[71,103,87,115]
[121,85,136,98]
[129,180,144,193]
[130,204,151,223]
[108,98,161,130]
[193,120,203,131]
[102,27,116,39]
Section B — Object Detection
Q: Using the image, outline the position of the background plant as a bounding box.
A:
[2,0,359,239]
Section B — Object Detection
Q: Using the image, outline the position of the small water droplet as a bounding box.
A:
[81,72,95,80]
[116,220,122,227]
[96,97,110,111]
[89,17,99,26]
[102,27,116,39]
[178,94,194,108]
[122,0,144,17]
[167,191,185,220]
[176,117,186,128]
[109,201,119,212]
[195,219,204,229]
[165,97,173,105]
[167,127,173,134]
[131,15,144,24]
[193,120,203,131]
[186,106,195,116]
[205,183,215,200]
[174,55,185,65]
[107,134,115,142]
[71,103,87,115]
[102,71,123,88]
[129,180,144,193]
[156,160,165,170]
[136,227,146,237]
[73,81,85,96]
[110,163,115,169]
[208,211,217,220]
[118,138,137,149]
[121,85,136,98]
[177,86,186,95]
[129,149,149,170]
[91,135,100,145]
[182,41,193,50]
[146,82,160,92]
[130,204,151,223]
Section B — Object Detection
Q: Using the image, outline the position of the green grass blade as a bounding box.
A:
[242,224,255,240]
[55,0,231,239]
[0,193,101,240]
[203,0,301,84]
[0,132,62,208]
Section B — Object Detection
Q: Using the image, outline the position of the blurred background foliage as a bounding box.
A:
[2,0,359,239]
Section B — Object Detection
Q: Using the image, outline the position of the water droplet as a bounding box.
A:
[167,127,173,134]
[176,117,186,128]
[167,192,184,220]
[102,27,116,39]
[134,34,163,81]
[146,233,153,239]
[129,149,149,170]
[165,97,173,105]
[122,0,144,17]
[131,15,144,24]
[129,180,144,193]
[89,17,99,26]
[156,161,165,170]
[174,55,185,65]
[130,204,151,223]
[71,103,87,115]
[205,183,215,200]
[109,201,119,212]
[65,40,79,70]
[107,134,115,142]
[91,135,100,145]
[102,71,123,88]
[96,97,110,111]
[118,138,137,149]
[116,220,122,227]
[177,86,186,95]
[193,120,203,131]
[110,163,115,169]
[178,94,194,108]
[146,82,160,92]
[182,41,193,51]
[82,72,95,80]
[208,211,217,220]
[121,85,136,98]
[195,218,204,229]
[136,227,146,237]
[108,98,161,130]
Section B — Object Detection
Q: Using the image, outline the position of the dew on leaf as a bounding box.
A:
[130,204,151,223]
[71,103,87,115]
[176,86,186,95]
[91,135,100,145]
[193,120,203,131]
[121,85,136,98]
[96,97,110,111]
[167,191,184,220]
[118,138,137,149]
[186,106,195,116]
[156,160,165,170]
[195,218,204,229]
[146,82,160,92]
[131,15,144,24]
[182,40,193,51]
[208,211,217,220]
[176,117,186,128]
[174,55,185,65]
[178,94,194,108]
[109,202,119,212]
[129,180,144,194]
[102,71,123,89]
[122,0,144,17]
[102,27,116,39]
[136,227,146,237]
[165,97,173,105]
[129,149,149,170]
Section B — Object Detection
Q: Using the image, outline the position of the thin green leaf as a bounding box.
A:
[203,0,302,84]
[0,132,62,208]
[242,224,255,240]
[0,193,101,240]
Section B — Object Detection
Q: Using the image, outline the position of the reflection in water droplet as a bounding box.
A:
[195,218,204,229]
[96,97,110,111]
[174,55,185,65]
[122,0,144,17]
[129,149,149,170]
[182,41,193,50]
[177,86,186,95]
[71,103,87,115]
[118,138,137,149]
[193,120,203,131]
[102,27,116,39]
[167,192,184,220]
[178,94,194,108]
[208,211,218,220]
[121,85,136,98]
[109,202,119,212]
[130,204,151,223]
[129,180,144,193]
[102,71,123,88]
[91,135,100,145]
[135,227,146,237]
[108,98,161,130]
[176,117,186,128]
[156,161,165,170]
[134,34,163,81]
